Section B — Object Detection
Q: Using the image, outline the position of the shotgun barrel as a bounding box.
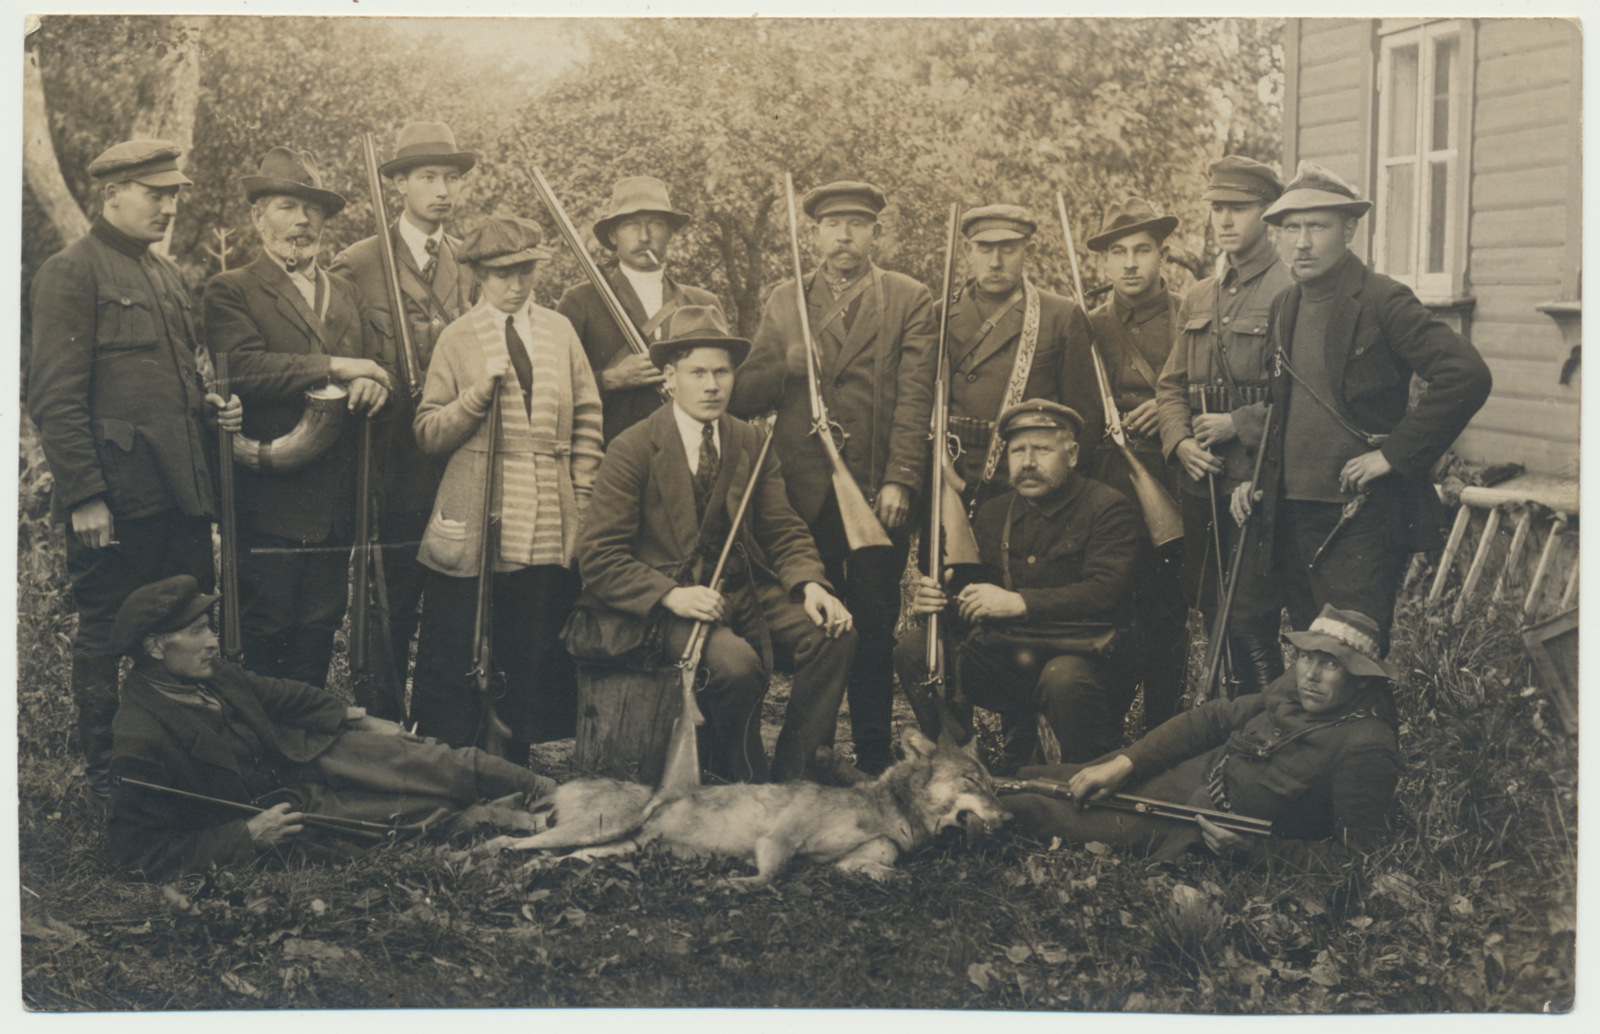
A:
[112,776,418,841]
[361,132,422,398]
[994,777,1274,838]
[349,415,404,719]
[214,353,242,663]
[469,377,513,757]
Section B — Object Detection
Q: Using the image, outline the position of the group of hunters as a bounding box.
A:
[25,121,1492,881]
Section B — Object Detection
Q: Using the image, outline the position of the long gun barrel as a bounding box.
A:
[361,132,422,398]
[1197,403,1275,705]
[213,353,242,663]
[527,165,671,404]
[112,776,420,841]
[349,414,403,719]
[994,777,1274,838]
[783,173,890,551]
[470,377,513,756]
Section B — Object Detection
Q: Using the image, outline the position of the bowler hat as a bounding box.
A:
[109,575,219,656]
[1263,161,1373,226]
[1086,196,1178,252]
[801,181,887,221]
[592,177,692,249]
[1202,155,1283,204]
[240,147,347,217]
[996,398,1085,441]
[648,304,750,368]
[961,204,1036,243]
[458,216,555,268]
[88,139,193,188]
[379,121,477,178]
[1284,604,1398,679]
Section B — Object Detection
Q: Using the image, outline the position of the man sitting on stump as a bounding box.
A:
[106,576,556,881]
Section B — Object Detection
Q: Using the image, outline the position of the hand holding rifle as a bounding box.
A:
[360,132,422,399]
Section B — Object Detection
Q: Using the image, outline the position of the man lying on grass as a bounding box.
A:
[105,575,557,880]
[999,605,1401,871]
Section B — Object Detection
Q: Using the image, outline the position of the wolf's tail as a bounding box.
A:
[490,779,653,852]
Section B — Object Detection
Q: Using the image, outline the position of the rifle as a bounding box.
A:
[1196,402,1275,705]
[213,353,243,663]
[469,377,514,758]
[361,132,422,399]
[993,777,1273,838]
[922,202,979,744]
[1055,193,1184,549]
[783,172,891,551]
[657,422,778,797]
[1198,395,1237,692]
[349,414,404,720]
[112,776,429,842]
[527,165,671,403]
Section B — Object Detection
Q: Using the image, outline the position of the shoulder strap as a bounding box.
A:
[999,493,1020,591]
[978,279,1043,485]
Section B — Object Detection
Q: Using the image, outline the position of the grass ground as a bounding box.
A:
[15,422,1577,1012]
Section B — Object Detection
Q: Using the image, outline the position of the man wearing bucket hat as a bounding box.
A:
[1229,161,1490,648]
[27,139,243,800]
[1001,603,1402,869]
[411,216,604,760]
[938,204,1100,510]
[894,399,1142,773]
[730,179,938,775]
[331,123,480,700]
[204,147,395,689]
[103,575,556,880]
[568,305,856,783]
[557,176,724,443]
[1155,155,1294,700]
[1084,197,1188,730]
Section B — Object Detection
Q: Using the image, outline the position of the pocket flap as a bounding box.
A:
[99,287,150,310]
[1184,315,1213,332]
[94,418,137,451]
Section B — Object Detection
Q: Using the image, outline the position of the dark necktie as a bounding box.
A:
[505,316,534,415]
[693,421,720,519]
[422,237,439,282]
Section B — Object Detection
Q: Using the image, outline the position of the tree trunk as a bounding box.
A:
[129,16,205,257]
[22,42,89,247]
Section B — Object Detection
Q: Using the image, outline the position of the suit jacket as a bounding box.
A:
[106,660,349,879]
[204,254,380,542]
[330,226,474,513]
[1243,253,1492,566]
[1087,285,1185,503]
[27,218,216,522]
[567,403,830,660]
[556,267,724,443]
[728,263,937,525]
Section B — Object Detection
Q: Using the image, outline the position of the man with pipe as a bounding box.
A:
[105,575,556,881]
[26,139,242,802]
[568,305,856,783]
[729,180,936,775]
[557,176,724,443]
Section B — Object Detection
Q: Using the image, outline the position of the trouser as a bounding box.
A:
[895,624,1135,771]
[412,564,581,759]
[238,527,349,688]
[1130,545,1189,729]
[809,489,913,756]
[1275,498,1408,652]
[374,508,430,712]
[65,509,214,786]
[1181,489,1286,698]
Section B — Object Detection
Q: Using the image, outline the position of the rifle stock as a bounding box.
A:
[993,777,1274,838]
[214,353,243,663]
[783,173,891,552]
[470,377,513,758]
[361,132,421,398]
[1197,403,1274,705]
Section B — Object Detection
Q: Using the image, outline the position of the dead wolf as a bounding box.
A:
[481,729,1012,884]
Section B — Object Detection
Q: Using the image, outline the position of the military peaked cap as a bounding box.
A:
[1203,155,1284,203]
[88,140,193,188]
[996,399,1085,440]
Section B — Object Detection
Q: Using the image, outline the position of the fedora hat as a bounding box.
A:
[109,575,220,656]
[379,121,477,178]
[1263,160,1373,226]
[593,177,691,249]
[1285,604,1399,680]
[458,216,555,268]
[1087,196,1178,252]
[648,304,750,368]
[240,147,347,217]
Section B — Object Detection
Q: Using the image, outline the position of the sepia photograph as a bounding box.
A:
[11,3,1585,1017]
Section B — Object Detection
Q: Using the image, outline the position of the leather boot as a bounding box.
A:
[70,652,120,799]
[1229,625,1285,698]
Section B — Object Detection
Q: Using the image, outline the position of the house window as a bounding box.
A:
[1376,21,1474,298]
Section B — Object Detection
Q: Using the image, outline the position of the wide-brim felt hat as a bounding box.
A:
[1285,604,1398,679]
[459,216,555,267]
[593,176,692,248]
[108,575,219,656]
[1087,196,1178,252]
[648,304,750,368]
[379,121,477,177]
[996,398,1085,440]
[801,181,887,221]
[1263,160,1373,225]
[240,146,347,217]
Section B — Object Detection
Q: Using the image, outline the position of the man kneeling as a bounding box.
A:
[106,576,555,880]
[1000,605,1402,870]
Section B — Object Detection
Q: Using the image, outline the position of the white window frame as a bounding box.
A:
[1375,20,1475,301]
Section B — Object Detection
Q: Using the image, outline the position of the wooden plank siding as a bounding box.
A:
[1284,19,1374,261]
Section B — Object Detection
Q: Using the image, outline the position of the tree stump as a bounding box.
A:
[573,661,681,785]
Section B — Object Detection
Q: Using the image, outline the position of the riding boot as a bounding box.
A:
[70,652,121,799]
[994,714,1040,777]
[1229,621,1285,699]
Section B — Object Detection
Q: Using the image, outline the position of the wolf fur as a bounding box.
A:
[480,728,1011,884]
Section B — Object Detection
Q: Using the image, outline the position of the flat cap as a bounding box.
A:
[459,216,555,267]
[1087,196,1178,252]
[1203,155,1283,203]
[961,204,1036,243]
[88,139,193,188]
[109,575,219,656]
[996,398,1085,440]
[648,304,750,368]
[802,180,887,221]
[1263,160,1373,225]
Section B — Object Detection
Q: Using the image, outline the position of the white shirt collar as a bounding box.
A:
[397,214,443,272]
[618,263,667,319]
[672,401,719,476]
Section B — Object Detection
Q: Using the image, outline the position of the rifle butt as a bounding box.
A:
[817,433,890,550]
[1121,444,1185,548]
[940,474,982,566]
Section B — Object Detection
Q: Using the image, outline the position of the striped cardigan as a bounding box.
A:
[413,299,604,576]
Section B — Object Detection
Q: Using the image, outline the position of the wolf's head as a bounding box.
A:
[887,728,1012,846]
